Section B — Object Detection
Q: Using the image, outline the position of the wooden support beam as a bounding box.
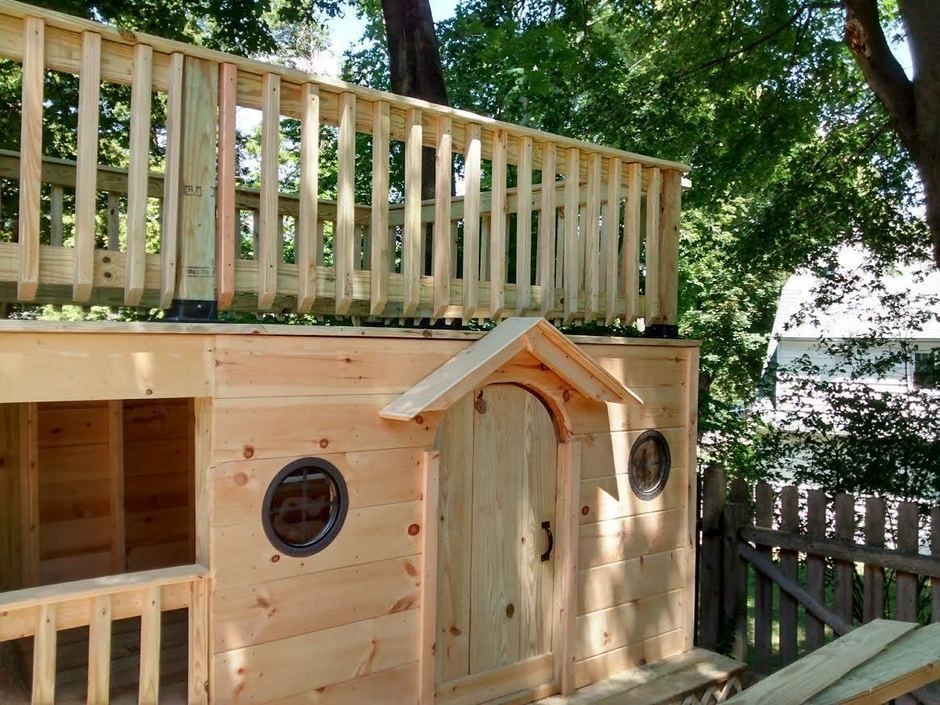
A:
[188,577,210,705]
[335,92,356,315]
[31,603,57,705]
[368,99,389,316]
[650,167,680,326]
[175,55,218,304]
[462,124,482,322]
[432,116,452,320]
[125,42,152,305]
[553,439,581,696]
[139,586,162,705]
[258,72,281,311]
[643,167,662,324]
[160,52,184,309]
[215,62,237,310]
[72,29,100,302]
[418,450,440,705]
[17,17,44,302]
[87,595,112,705]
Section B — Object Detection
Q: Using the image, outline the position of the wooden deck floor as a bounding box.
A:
[534,649,744,705]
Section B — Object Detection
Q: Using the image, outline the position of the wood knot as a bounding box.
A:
[408,523,421,536]
[581,505,590,516]
[234,472,249,486]
[505,603,514,619]
[319,438,329,449]
[474,392,487,414]
[242,444,255,459]
[270,554,280,563]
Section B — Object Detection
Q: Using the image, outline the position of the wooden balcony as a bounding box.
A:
[0,0,687,326]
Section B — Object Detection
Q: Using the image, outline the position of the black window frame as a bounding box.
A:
[628,429,672,501]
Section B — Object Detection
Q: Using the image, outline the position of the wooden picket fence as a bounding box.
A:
[696,466,940,683]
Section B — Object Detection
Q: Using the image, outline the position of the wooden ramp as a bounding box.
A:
[725,620,940,705]
[534,649,744,705]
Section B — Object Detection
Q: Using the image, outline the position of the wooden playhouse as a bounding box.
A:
[0,2,743,703]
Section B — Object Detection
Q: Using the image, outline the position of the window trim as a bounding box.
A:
[628,429,672,501]
[261,457,349,557]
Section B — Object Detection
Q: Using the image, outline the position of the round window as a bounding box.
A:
[628,430,671,500]
[262,458,348,557]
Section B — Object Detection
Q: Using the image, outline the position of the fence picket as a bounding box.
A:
[754,481,774,672]
[896,502,919,622]
[779,486,799,666]
[697,465,724,650]
[933,507,940,623]
[724,478,750,662]
[834,493,856,625]
[804,489,827,651]
[863,497,886,623]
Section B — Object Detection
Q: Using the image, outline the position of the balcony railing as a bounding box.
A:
[0,0,687,325]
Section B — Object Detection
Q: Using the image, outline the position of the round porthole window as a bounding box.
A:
[628,430,671,500]
[262,458,348,557]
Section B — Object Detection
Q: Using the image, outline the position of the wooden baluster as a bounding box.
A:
[603,157,622,324]
[834,493,856,625]
[125,43,152,305]
[49,185,63,247]
[215,63,237,310]
[863,497,886,622]
[654,169,682,328]
[160,52,183,309]
[622,162,641,324]
[335,92,356,315]
[369,99,389,315]
[462,124,482,323]
[72,29,101,302]
[251,210,260,261]
[562,148,580,324]
[106,192,120,251]
[515,135,533,314]
[537,143,556,317]
[402,108,422,316]
[779,485,799,666]
[258,73,281,310]
[753,481,774,672]
[643,167,662,326]
[489,129,507,319]
[139,586,162,705]
[17,17,44,301]
[87,595,112,704]
[896,501,919,621]
[432,115,452,320]
[32,603,56,705]
[583,152,601,321]
[188,578,209,705]
[805,489,827,651]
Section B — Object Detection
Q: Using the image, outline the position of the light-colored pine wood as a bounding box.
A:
[216,62,238,309]
[106,191,120,250]
[621,162,641,323]
[516,135,534,314]
[575,589,685,661]
[438,653,554,705]
[603,158,621,324]
[432,115,453,320]
[490,129,508,318]
[87,595,112,705]
[420,450,441,705]
[403,108,423,316]
[188,574,210,705]
[583,153,601,321]
[16,16,44,301]
[461,124,482,321]
[107,400,126,574]
[138,585,162,705]
[31,603,57,705]
[563,149,581,325]
[335,92,357,314]
[71,29,100,302]
[555,439,580,696]
[125,42,152,305]
[50,185,64,247]
[258,72,281,310]
[651,169,681,326]
[538,143,557,317]
[643,168,662,324]
[160,52,183,308]
[369,99,390,315]
[20,402,39,587]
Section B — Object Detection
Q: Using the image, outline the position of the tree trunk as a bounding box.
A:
[843,0,940,267]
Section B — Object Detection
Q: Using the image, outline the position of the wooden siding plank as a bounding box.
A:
[432,115,453,319]
[538,143,557,317]
[258,72,281,310]
[562,149,580,325]
[160,52,183,308]
[603,158,621,324]
[125,42,152,305]
[462,124,482,321]
[489,128,508,318]
[14,31,69,289]
[369,99,390,315]
[575,589,685,661]
[556,439,581,695]
[335,92,356,314]
[215,62,237,309]
[403,108,423,316]
[72,29,100,302]
[516,135,533,314]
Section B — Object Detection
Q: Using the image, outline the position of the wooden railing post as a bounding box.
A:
[646,167,681,334]
[171,56,218,319]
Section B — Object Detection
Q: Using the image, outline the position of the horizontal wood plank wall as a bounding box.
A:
[206,331,698,704]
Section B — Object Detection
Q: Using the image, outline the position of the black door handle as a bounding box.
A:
[540,520,554,562]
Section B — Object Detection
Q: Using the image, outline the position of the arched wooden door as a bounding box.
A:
[435,384,558,704]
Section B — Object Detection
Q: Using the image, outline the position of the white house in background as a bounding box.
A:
[762,247,940,418]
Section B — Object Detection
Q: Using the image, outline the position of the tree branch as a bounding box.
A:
[841,0,917,150]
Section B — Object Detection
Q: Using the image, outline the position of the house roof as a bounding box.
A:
[379,317,642,421]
